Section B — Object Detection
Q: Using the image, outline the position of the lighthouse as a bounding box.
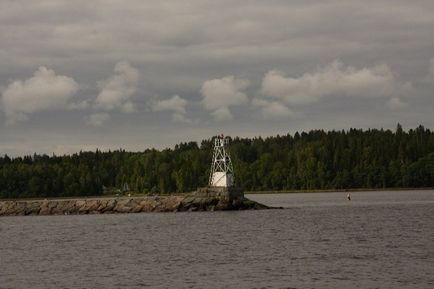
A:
[194,134,243,200]
[209,134,234,187]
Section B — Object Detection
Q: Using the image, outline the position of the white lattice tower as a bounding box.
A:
[209,134,234,187]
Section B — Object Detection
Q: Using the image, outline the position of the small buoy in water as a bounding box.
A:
[347,193,351,201]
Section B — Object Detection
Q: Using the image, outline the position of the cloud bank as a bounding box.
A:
[261,61,411,106]
[1,1,434,155]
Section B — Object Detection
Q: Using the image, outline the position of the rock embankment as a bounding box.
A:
[0,195,269,216]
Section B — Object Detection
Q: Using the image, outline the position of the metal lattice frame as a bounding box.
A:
[209,135,234,186]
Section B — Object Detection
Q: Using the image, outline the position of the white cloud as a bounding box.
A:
[252,98,293,119]
[387,97,408,110]
[1,66,79,124]
[262,60,411,105]
[152,95,187,114]
[95,61,139,112]
[152,94,189,122]
[211,107,233,121]
[201,76,249,120]
[85,113,110,126]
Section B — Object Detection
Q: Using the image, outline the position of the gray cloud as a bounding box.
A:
[1,0,434,155]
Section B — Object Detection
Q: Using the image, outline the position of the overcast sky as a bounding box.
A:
[1,0,434,156]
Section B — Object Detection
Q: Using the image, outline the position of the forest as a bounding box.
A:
[0,124,433,199]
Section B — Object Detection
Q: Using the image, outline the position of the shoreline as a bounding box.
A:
[1,187,433,202]
[246,187,434,194]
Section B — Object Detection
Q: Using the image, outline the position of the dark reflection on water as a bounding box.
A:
[1,190,433,289]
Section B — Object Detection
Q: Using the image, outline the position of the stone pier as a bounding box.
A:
[0,192,269,216]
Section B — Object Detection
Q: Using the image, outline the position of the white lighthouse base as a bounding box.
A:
[210,172,234,187]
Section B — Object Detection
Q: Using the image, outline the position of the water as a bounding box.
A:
[1,190,433,289]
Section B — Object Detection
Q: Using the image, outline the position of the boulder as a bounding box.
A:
[114,198,134,213]
[24,201,41,215]
[39,200,58,215]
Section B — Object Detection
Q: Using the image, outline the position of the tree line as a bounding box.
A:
[1,124,433,198]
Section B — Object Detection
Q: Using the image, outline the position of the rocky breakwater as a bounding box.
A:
[0,193,269,216]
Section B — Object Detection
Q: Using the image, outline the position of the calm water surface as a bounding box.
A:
[0,190,433,289]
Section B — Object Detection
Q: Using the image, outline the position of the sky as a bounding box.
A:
[1,0,434,156]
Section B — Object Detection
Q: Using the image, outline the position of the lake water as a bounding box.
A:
[1,190,433,289]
